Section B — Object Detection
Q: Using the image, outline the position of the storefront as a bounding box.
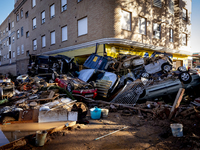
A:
[105,44,190,69]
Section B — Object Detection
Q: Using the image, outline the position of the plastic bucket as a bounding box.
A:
[101,109,109,118]
[170,123,183,137]
[35,130,47,146]
[90,107,101,119]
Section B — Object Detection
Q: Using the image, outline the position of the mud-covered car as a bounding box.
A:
[55,75,97,99]
[78,69,120,98]
[0,79,15,100]
[28,55,78,76]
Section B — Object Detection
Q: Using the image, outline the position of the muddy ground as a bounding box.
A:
[18,110,200,150]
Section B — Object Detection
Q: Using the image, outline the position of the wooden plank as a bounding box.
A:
[169,88,185,119]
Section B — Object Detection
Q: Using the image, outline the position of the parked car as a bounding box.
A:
[28,55,79,77]
[55,75,97,99]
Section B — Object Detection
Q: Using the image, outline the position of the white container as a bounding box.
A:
[35,130,47,146]
[101,109,109,118]
[170,123,183,137]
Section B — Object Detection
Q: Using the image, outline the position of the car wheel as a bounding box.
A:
[141,72,149,78]
[178,66,187,72]
[161,63,172,72]
[67,83,74,92]
[179,72,192,84]
[134,86,146,98]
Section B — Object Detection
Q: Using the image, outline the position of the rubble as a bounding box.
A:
[1,52,200,149]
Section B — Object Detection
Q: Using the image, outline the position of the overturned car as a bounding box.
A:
[28,55,78,76]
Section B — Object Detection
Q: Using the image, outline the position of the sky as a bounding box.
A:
[0,0,200,53]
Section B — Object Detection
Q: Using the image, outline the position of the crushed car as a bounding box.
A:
[55,74,97,99]
[0,79,15,100]
[78,69,120,98]
[28,55,79,77]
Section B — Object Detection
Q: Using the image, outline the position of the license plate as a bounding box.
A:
[84,94,93,97]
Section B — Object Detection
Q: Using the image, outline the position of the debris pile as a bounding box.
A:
[1,52,200,149]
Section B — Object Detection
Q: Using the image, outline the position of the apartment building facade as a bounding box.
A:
[0,0,192,75]
[0,11,17,75]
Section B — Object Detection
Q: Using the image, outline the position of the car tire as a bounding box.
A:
[178,66,187,72]
[67,83,74,92]
[134,85,146,98]
[161,63,172,72]
[179,72,192,84]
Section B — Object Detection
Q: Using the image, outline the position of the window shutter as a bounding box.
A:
[42,36,46,47]
[62,26,68,41]
[121,10,131,31]
[153,0,162,8]
[42,11,45,19]
[32,0,36,7]
[51,5,55,17]
[62,0,67,6]
[78,17,88,36]
[139,17,146,35]
[169,0,174,14]
[51,31,55,44]
[21,45,24,54]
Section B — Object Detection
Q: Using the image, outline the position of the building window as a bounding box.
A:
[3,43,5,48]
[12,21,14,28]
[21,45,24,54]
[12,36,15,43]
[61,0,67,12]
[183,8,187,21]
[3,30,5,35]
[169,29,173,42]
[17,46,20,55]
[21,27,23,36]
[121,10,131,31]
[32,0,36,8]
[9,37,11,45]
[4,55,6,61]
[41,11,45,24]
[16,13,19,21]
[153,23,161,39]
[8,23,11,30]
[26,31,29,38]
[33,39,37,50]
[169,0,174,14]
[21,9,23,18]
[182,33,187,46]
[139,17,146,35]
[26,50,29,57]
[50,4,55,19]
[62,26,68,41]
[13,51,15,58]
[153,0,162,8]
[42,35,46,47]
[50,31,55,45]
[78,17,88,36]
[33,17,36,29]
[7,40,9,46]
[17,30,20,38]
[25,11,29,18]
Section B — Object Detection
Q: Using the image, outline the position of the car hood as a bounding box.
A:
[78,69,95,82]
